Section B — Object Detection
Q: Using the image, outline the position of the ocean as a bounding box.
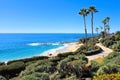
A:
[0,33,93,62]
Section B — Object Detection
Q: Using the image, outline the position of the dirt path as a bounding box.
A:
[86,43,113,61]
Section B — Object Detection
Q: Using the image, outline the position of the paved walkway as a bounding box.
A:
[86,43,113,61]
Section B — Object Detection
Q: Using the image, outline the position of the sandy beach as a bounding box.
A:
[41,42,83,57]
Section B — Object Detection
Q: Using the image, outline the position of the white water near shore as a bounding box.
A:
[40,42,83,57]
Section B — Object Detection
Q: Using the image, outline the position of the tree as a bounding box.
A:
[88,6,98,50]
[100,26,103,32]
[106,17,110,26]
[96,27,99,35]
[106,17,110,34]
[102,18,107,37]
[79,8,89,51]
[102,17,110,36]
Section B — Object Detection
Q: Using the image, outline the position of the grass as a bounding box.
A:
[94,58,103,63]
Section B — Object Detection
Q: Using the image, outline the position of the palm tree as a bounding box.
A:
[106,17,110,34]
[79,8,89,50]
[102,19,107,37]
[107,26,110,34]
[106,17,110,26]
[88,6,98,50]
[96,27,99,35]
[100,26,103,32]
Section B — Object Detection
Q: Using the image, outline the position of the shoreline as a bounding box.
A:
[40,42,83,57]
[2,42,83,63]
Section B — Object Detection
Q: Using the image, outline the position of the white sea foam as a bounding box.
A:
[40,43,71,56]
[27,43,40,46]
[27,42,60,46]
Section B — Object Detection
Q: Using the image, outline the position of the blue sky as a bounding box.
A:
[0,0,120,33]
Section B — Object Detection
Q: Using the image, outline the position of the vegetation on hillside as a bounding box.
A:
[0,5,119,80]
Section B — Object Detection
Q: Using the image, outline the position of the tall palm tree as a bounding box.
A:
[107,26,110,34]
[79,8,89,50]
[88,6,98,50]
[102,19,107,37]
[100,26,103,32]
[106,17,110,26]
[106,17,110,34]
[96,27,99,35]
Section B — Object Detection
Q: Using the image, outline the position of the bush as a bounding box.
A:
[74,45,86,54]
[49,56,63,63]
[85,47,102,56]
[115,31,120,41]
[57,54,88,78]
[7,56,49,65]
[89,61,100,76]
[93,73,120,80]
[103,52,120,65]
[112,41,120,51]
[20,60,56,77]
[57,52,73,58]
[97,63,120,75]
[0,62,5,65]
[0,61,25,79]
[20,72,50,80]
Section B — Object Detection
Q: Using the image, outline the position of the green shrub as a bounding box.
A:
[112,41,120,51]
[49,56,63,63]
[89,61,100,76]
[0,61,25,79]
[103,52,120,64]
[65,75,77,80]
[20,72,50,80]
[57,52,73,58]
[74,45,86,54]
[57,54,88,78]
[93,73,120,80]
[20,60,56,77]
[97,63,120,75]
[0,62,5,65]
[85,47,102,56]
[7,56,49,65]
[115,31,120,41]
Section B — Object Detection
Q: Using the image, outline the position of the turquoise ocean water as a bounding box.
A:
[0,33,94,62]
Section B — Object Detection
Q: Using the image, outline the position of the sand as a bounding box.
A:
[42,42,83,57]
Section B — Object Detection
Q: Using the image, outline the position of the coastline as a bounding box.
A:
[40,42,83,57]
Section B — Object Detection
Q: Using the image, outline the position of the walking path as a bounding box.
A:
[87,43,113,61]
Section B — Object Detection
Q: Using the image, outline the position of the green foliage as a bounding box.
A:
[96,52,120,76]
[112,41,120,51]
[57,54,88,78]
[65,75,77,80]
[0,61,25,79]
[89,61,100,76]
[0,62,5,65]
[115,31,120,40]
[97,63,120,75]
[57,52,73,58]
[49,56,64,63]
[103,52,120,64]
[100,37,115,48]
[7,56,49,65]
[93,73,120,80]
[20,60,56,77]
[20,72,49,80]
[85,46,102,56]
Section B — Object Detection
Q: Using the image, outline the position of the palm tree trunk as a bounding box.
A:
[104,24,106,37]
[83,16,88,51]
[91,12,94,50]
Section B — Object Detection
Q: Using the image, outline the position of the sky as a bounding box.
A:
[0,0,120,33]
